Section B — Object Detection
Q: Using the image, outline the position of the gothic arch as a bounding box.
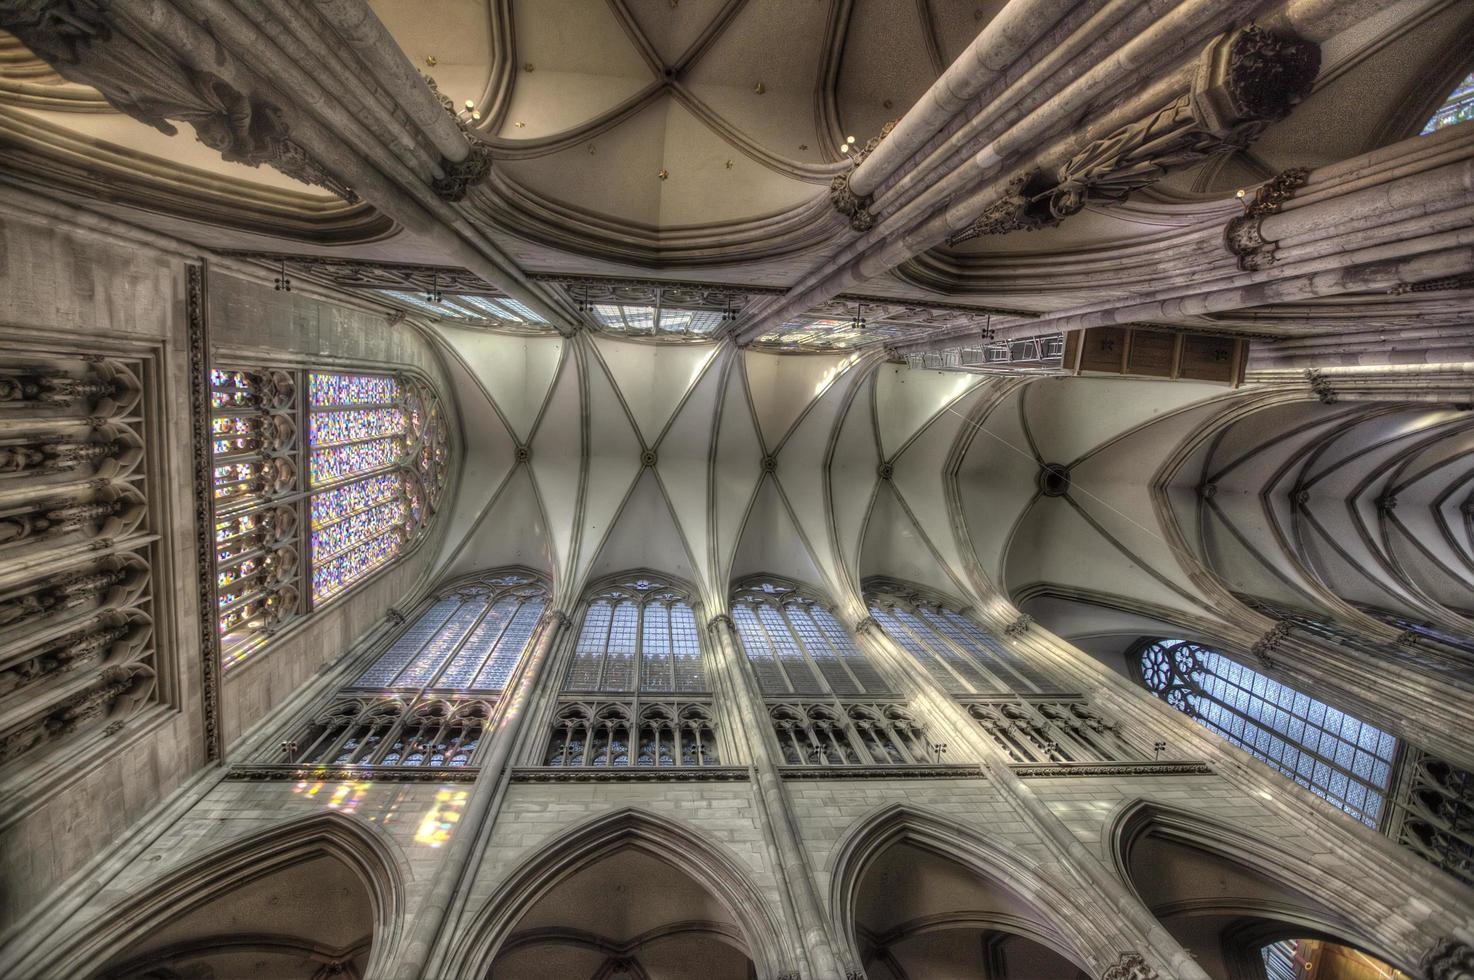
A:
[827,803,1109,976]
[1105,799,1419,977]
[446,807,789,978]
[28,810,406,979]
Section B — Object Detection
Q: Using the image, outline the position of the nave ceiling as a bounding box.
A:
[1,0,1469,356]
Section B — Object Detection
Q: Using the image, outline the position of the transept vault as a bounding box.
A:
[0,0,1472,978]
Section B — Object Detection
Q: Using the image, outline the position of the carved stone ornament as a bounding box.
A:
[1224,166,1310,271]
[1250,620,1294,670]
[1422,939,1474,980]
[827,120,895,231]
[946,171,1060,246]
[1102,952,1162,980]
[420,71,494,201]
[0,4,358,203]
[951,25,1319,243]
[1004,614,1034,637]
[1305,367,1337,404]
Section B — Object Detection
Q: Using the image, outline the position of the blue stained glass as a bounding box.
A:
[601,601,639,691]
[734,603,788,694]
[437,596,517,687]
[758,603,822,695]
[354,598,459,686]
[1141,639,1394,828]
[873,607,961,693]
[567,601,612,690]
[1423,73,1474,134]
[909,608,997,691]
[813,605,889,694]
[670,602,707,692]
[394,601,484,686]
[788,604,857,695]
[473,598,545,689]
[308,372,399,407]
[640,602,672,692]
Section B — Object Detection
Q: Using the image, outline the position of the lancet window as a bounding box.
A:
[543,573,721,768]
[866,578,1059,695]
[731,577,890,697]
[1138,638,1396,827]
[0,355,158,772]
[210,366,447,669]
[283,572,546,770]
[731,576,942,768]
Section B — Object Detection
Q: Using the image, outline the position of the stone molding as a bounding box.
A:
[777,764,984,780]
[1224,167,1310,271]
[225,763,480,783]
[1009,761,1214,778]
[510,765,750,783]
[186,264,223,763]
[213,252,498,296]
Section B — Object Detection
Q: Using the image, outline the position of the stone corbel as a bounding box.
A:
[827,120,896,231]
[0,0,356,201]
[1423,939,1474,980]
[1102,952,1162,980]
[420,72,493,202]
[1224,167,1310,271]
[951,26,1318,246]
[1250,620,1294,671]
[1305,367,1337,404]
[706,613,735,635]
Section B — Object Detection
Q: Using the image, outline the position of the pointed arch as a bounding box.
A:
[826,803,1110,974]
[28,810,406,980]
[1105,799,1421,975]
[444,807,789,978]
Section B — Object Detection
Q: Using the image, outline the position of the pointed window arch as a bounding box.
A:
[281,571,545,770]
[563,573,707,693]
[1422,71,1474,134]
[864,578,1057,694]
[1135,638,1396,827]
[210,366,449,669]
[543,572,721,769]
[730,576,889,697]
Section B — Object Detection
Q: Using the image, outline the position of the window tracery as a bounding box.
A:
[543,573,721,768]
[0,355,158,771]
[768,702,929,766]
[731,577,890,697]
[283,572,546,770]
[865,578,1059,694]
[1385,751,1474,888]
[209,366,448,668]
[963,696,1145,764]
[1138,638,1396,828]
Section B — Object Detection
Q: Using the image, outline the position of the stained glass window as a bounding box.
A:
[209,365,449,669]
[349,574,548,694]
[1422,72,1474,134]
[1138,638,1396,828]
[563,575,708,692]
[731,577,890,697]
[864,579,1057,695]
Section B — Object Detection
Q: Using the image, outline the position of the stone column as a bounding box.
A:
[851,619,1212,980]
[392,608,569,980]
[706,613,847,980]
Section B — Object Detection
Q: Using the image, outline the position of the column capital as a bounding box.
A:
[706,613,735,635]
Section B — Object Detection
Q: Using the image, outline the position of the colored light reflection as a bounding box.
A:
[414,788,468,848]
[292,779,372,814]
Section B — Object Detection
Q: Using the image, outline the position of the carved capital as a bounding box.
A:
[1305,367,1337,404]
[706,613,735,635]
[432,145,492,202]
[1423,939,1474,980]
[829,173,874,232]
[947,171,1059,245]
[1004,614,1033,637]
[853,615,880,635]
[1224,167,1309,270]
[1102,953,1162,980]
[1250,620,1294,670]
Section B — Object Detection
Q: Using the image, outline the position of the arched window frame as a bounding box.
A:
[1421,70,1474,134]
[731,574,893,698]
[538,570,726,769]
[733,575,942,768]
[1132,637,1398,828]
[278,569,546,771]
[561,571,710,695]
[863,576,1058,695]
[209,364,450,670]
